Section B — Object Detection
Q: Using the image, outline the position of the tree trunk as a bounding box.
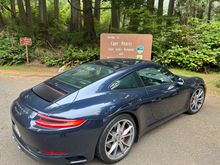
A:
[54,0,59,20]
[0,8,4,31]
[111,0,120,30]
[39,0,43,23]
[39,0,48,28]
[167,0,175,25]
[157,0,164,24]
[17,0,27,26]
[10,0,16,19]
[70,0,80,32]
[168,0,175,16]
[82,0,96,40]
[25,0,32,28]
[208,0,213,22]
[94,0,100,23]
[147,0,155,13]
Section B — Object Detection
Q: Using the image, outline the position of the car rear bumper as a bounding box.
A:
[12,128,88,165]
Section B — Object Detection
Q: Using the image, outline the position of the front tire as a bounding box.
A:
[187,86,205,114]
[96,114,136,164]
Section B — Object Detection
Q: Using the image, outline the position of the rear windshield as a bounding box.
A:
[54,64,115,89]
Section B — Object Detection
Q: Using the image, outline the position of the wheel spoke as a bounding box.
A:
[122,125,133,136]
[121,140,130,147]
[122,133,132,138]
[108,142,117,155]
[119,142,125,154]
[197,97,204,102]
[120,121,126,132]
[197,90,203,97]
[106,138,114,145]
[113,143,118,157]
[116,122,121,134]
[109,131,115,138]
[191,102,196,109]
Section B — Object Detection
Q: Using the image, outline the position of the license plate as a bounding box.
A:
[14,125,21,137]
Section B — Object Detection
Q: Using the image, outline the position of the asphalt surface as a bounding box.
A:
[0,73,220,165]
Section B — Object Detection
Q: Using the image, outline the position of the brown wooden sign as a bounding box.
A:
[20,37,32,64]
[100,33,153,60]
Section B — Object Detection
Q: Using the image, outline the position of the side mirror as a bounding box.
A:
[176,77,184,86]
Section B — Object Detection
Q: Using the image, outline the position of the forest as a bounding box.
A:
[0,0,220,72]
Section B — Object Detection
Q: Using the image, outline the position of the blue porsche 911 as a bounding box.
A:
[11,58,206,164]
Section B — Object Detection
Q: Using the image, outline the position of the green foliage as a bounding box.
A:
[0,33,25,65]
[154,19,220,71]
[62,45,99,64]
[39,46,99,67]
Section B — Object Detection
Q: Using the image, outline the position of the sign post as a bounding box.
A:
[100,33,153,60]
[20,37,32,64]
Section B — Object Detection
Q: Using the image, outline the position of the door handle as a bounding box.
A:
[152,97,162,103]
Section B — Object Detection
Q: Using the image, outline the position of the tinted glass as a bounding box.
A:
[110,73,140,90]
[54,64,114,89]
[137,67,174,87]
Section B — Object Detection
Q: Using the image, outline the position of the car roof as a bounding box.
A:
[90,58,148,70]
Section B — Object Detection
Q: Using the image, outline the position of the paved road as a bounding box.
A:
[0,74,220,165]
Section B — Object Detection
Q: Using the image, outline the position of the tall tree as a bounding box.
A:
[39,0,48,28]
[10,0,16,19]
[208,0,214,22]
[147,0,155,13]
[17,0,27,26]
[70,0,80,32]
[0,6,4,31]
[94,0,101,23]
[167,0,175,25]
[168,0,175,16]
[157,0,164,16]
[157,0,164,24]
[82,0,96,40]
[54,0,59,20]
[111,0,120,30]
[25,0,33,28]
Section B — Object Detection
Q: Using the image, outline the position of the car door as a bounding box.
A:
[110,72,155,127]
[136,65,190,121]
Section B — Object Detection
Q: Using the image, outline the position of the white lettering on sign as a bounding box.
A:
[121,41,132,46]
[110,41,119,46]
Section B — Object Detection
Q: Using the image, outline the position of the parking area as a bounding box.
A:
[0,73,220,165]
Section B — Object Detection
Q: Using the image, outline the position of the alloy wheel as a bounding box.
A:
[104,119,135,161]
[190,88,205,113]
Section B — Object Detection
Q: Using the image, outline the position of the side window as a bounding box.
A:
[137,67,174,87]
[110,73,140,90]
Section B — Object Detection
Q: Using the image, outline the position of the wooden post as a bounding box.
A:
[25,45,29,64]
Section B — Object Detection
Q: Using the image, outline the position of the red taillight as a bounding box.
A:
[40,150,66,155]
[35,114,86,129]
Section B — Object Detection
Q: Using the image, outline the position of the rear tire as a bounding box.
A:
[96,114,136,164]
[187,86,205,114]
